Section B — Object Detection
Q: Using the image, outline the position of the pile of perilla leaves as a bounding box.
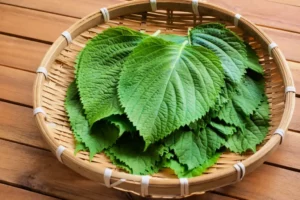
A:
[65,23,269,178]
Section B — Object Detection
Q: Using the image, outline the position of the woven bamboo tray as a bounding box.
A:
[33,0,295,198]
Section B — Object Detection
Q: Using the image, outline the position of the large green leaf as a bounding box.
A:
[106,133,166,175]
[77,27,147,126]
[210,121,237,136]
[164,127,225,170]
[104,149,132,173]
[190,23,247,83]
[232,75,265,116]
[225,98,270,153]
[215,99,244,129]
[164,153,221,178]
[65,81,88,143]
[118,37,225,148]
[65,81,129,160]
[105,115,136,137]
[215,75,264,128]
[245,43,264,74]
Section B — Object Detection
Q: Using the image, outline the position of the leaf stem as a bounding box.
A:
[151,30,161,37]
[187,28,192,45]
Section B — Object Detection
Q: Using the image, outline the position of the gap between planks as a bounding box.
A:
[1,0,300,33]
[0,183,60,200]
[1,2,300,44]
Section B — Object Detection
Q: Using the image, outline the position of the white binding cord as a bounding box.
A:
[33,107,47,117]
[141,176,150,197]
[150,0,157,11]
[100,7,110,22]
[268,42,278,56]
[233,162,245,182]
[179,178,189,196]
[234,13,242,27]
[285,86,296,94]
[61,31,72,45]
[274,128,285,144]
[192,0,199,15]
[36,67,48,78]
[56,145,66,163]
[103,168,126,188]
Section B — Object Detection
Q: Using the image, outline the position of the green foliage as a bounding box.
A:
[164,127,224,170]
[225,99,270,153]
[76,27,147,126]
[190,23,247,83]
[119,37,225,148]
[65,25,270,178]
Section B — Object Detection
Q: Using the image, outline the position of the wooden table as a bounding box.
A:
[0,0,300,199]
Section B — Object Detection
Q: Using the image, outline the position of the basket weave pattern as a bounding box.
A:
[34,1,294,198]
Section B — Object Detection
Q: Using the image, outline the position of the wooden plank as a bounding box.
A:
[262,27,300,62]
[1,3,300,63]
[289,97,300,132]
[0,183,59,200]
[0,139,128,200]
[0,34,49,72]
[131,192,237,200]
[267,131,300,170]
[0,101,236,200]
[0,65,34,107]
[0,101,47,149]
[208,0,300,33]
[2,0,300,33]
[288,61,300,94]
[0,0,122,18]
[0,139,230,200]
[268,0,300,7]
[215,164,300,200]
[0,4,76,43]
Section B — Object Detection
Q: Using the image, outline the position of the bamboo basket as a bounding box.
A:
[33,0,295,198]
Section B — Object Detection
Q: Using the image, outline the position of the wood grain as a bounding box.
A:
[130,193,237,200]
[0,96,299,172]
[208,0,300,33]
[0,139,128,200]
[0,138,298,199]
[0,183,59,200]
[0,101,47,149]
[215,164,300,200]
[0,34,49,72]
[1,3,300,63]
[0,65,34,107]
[267,131,300,170]
[289,97,300,132]
[268,0,300,7]
[0,4,76,43]
[0,0,122,18]
[288,61,300,94]
[1,30,299,75]
[2,0,300,33]
[0,139,231,200]
[262,27,300,62]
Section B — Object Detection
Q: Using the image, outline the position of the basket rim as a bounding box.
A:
[33,0,295,197]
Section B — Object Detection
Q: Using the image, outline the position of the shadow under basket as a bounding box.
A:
[33,0,295,198]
